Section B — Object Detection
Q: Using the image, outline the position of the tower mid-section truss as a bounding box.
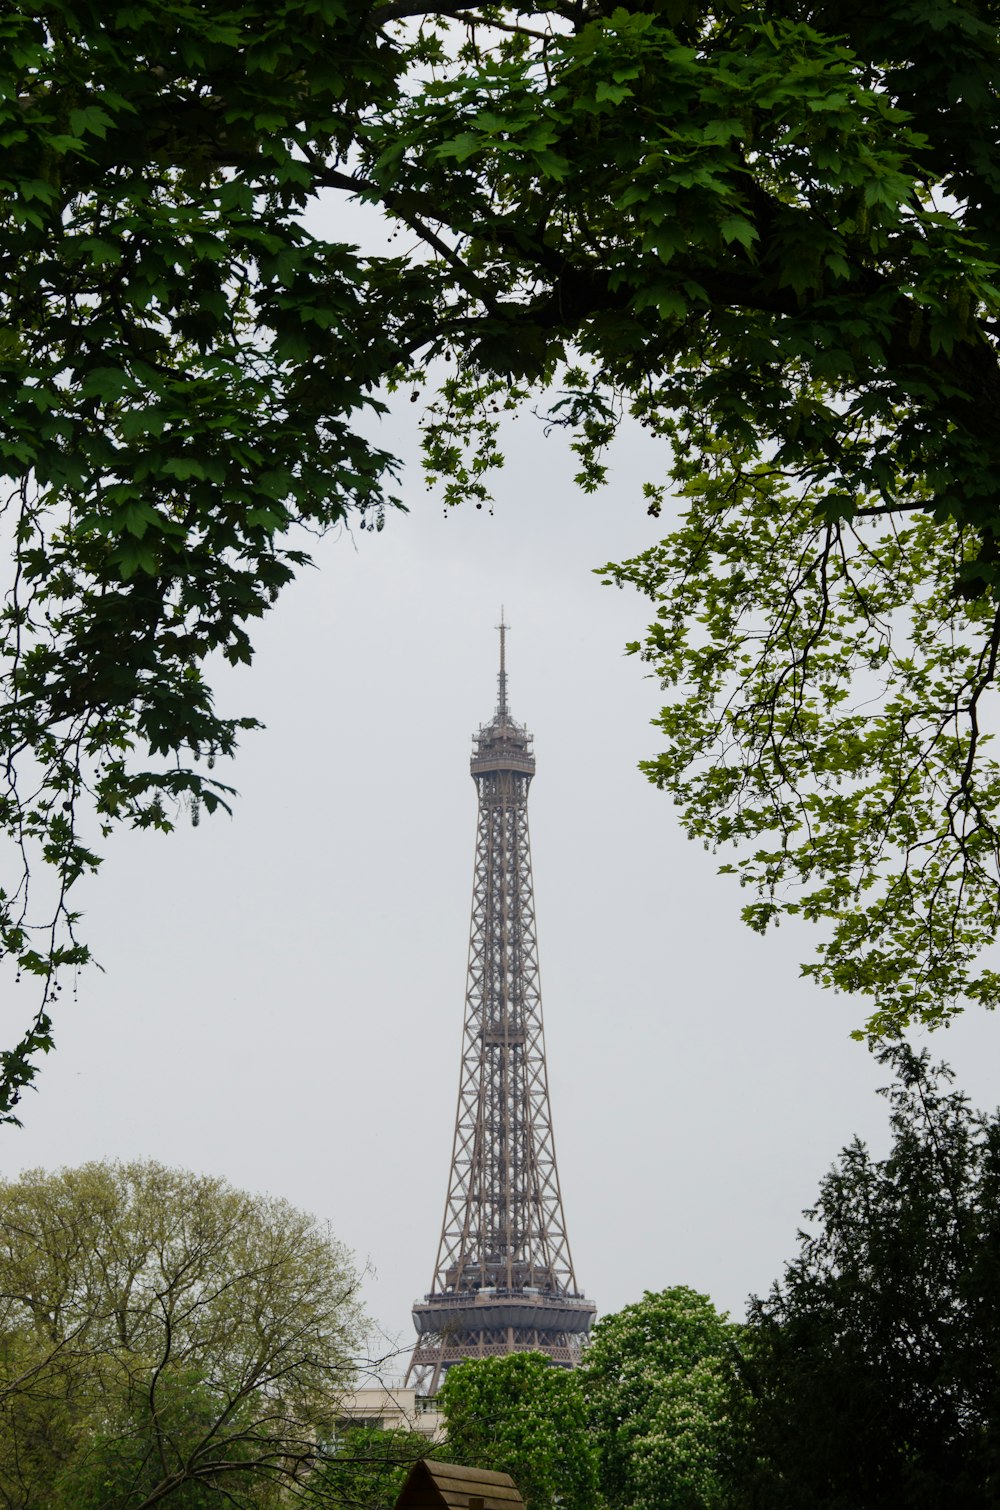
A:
[407,622,595,1394]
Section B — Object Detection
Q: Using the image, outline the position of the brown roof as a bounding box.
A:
[395,1459,525,1510]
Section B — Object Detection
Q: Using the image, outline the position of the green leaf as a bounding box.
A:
[68,104,114,139]
[719,216,758,250]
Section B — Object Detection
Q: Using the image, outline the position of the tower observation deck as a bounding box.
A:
[406,620,596,1393]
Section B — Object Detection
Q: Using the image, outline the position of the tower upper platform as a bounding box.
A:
[470,618,536,779]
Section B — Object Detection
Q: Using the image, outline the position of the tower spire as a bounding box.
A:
[497,609,508,717]
[406,631,595,1394]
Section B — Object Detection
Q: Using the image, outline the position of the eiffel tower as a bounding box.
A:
[407,620,596,1393]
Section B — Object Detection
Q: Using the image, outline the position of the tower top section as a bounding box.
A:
[471,614,535,779]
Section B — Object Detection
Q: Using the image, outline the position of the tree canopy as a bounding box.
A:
[311,1424,435,1510]
[0,1159,365,1509]
[436,1351,599,1510]
[5,0,1000,1108]
[727,1045,1000,1509]
[582,1288,739,1510]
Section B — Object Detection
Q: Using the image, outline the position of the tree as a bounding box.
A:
[582,1288,740,1510]
[49,1369,287,1510]
[0,1160,365,1509]
[436,1352,600,1510]
[310,1424,434,1510]
[6,0,1000,1107]
[727,1045,1000,1509]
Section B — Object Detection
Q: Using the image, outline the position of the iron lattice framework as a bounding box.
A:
[408,623,595,1393]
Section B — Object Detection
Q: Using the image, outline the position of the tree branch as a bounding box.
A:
[371,0,487,21]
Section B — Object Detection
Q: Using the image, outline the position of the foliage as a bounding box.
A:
[6,0,1000,1103]
[0,0,407,1119]
[582,1288,740,1510]
[585,0,1000,1041]
[437,1351,599,1510]
[600,453,1000,1040]
[51,1368,283,1509]
[0,1159,364,1509]
[311,1424,432,1510]
[727,1044,1000,1509]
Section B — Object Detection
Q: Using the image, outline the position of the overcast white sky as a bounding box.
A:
[6,359,1000,1384]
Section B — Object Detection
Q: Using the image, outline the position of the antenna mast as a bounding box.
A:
[497,609,508,717]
